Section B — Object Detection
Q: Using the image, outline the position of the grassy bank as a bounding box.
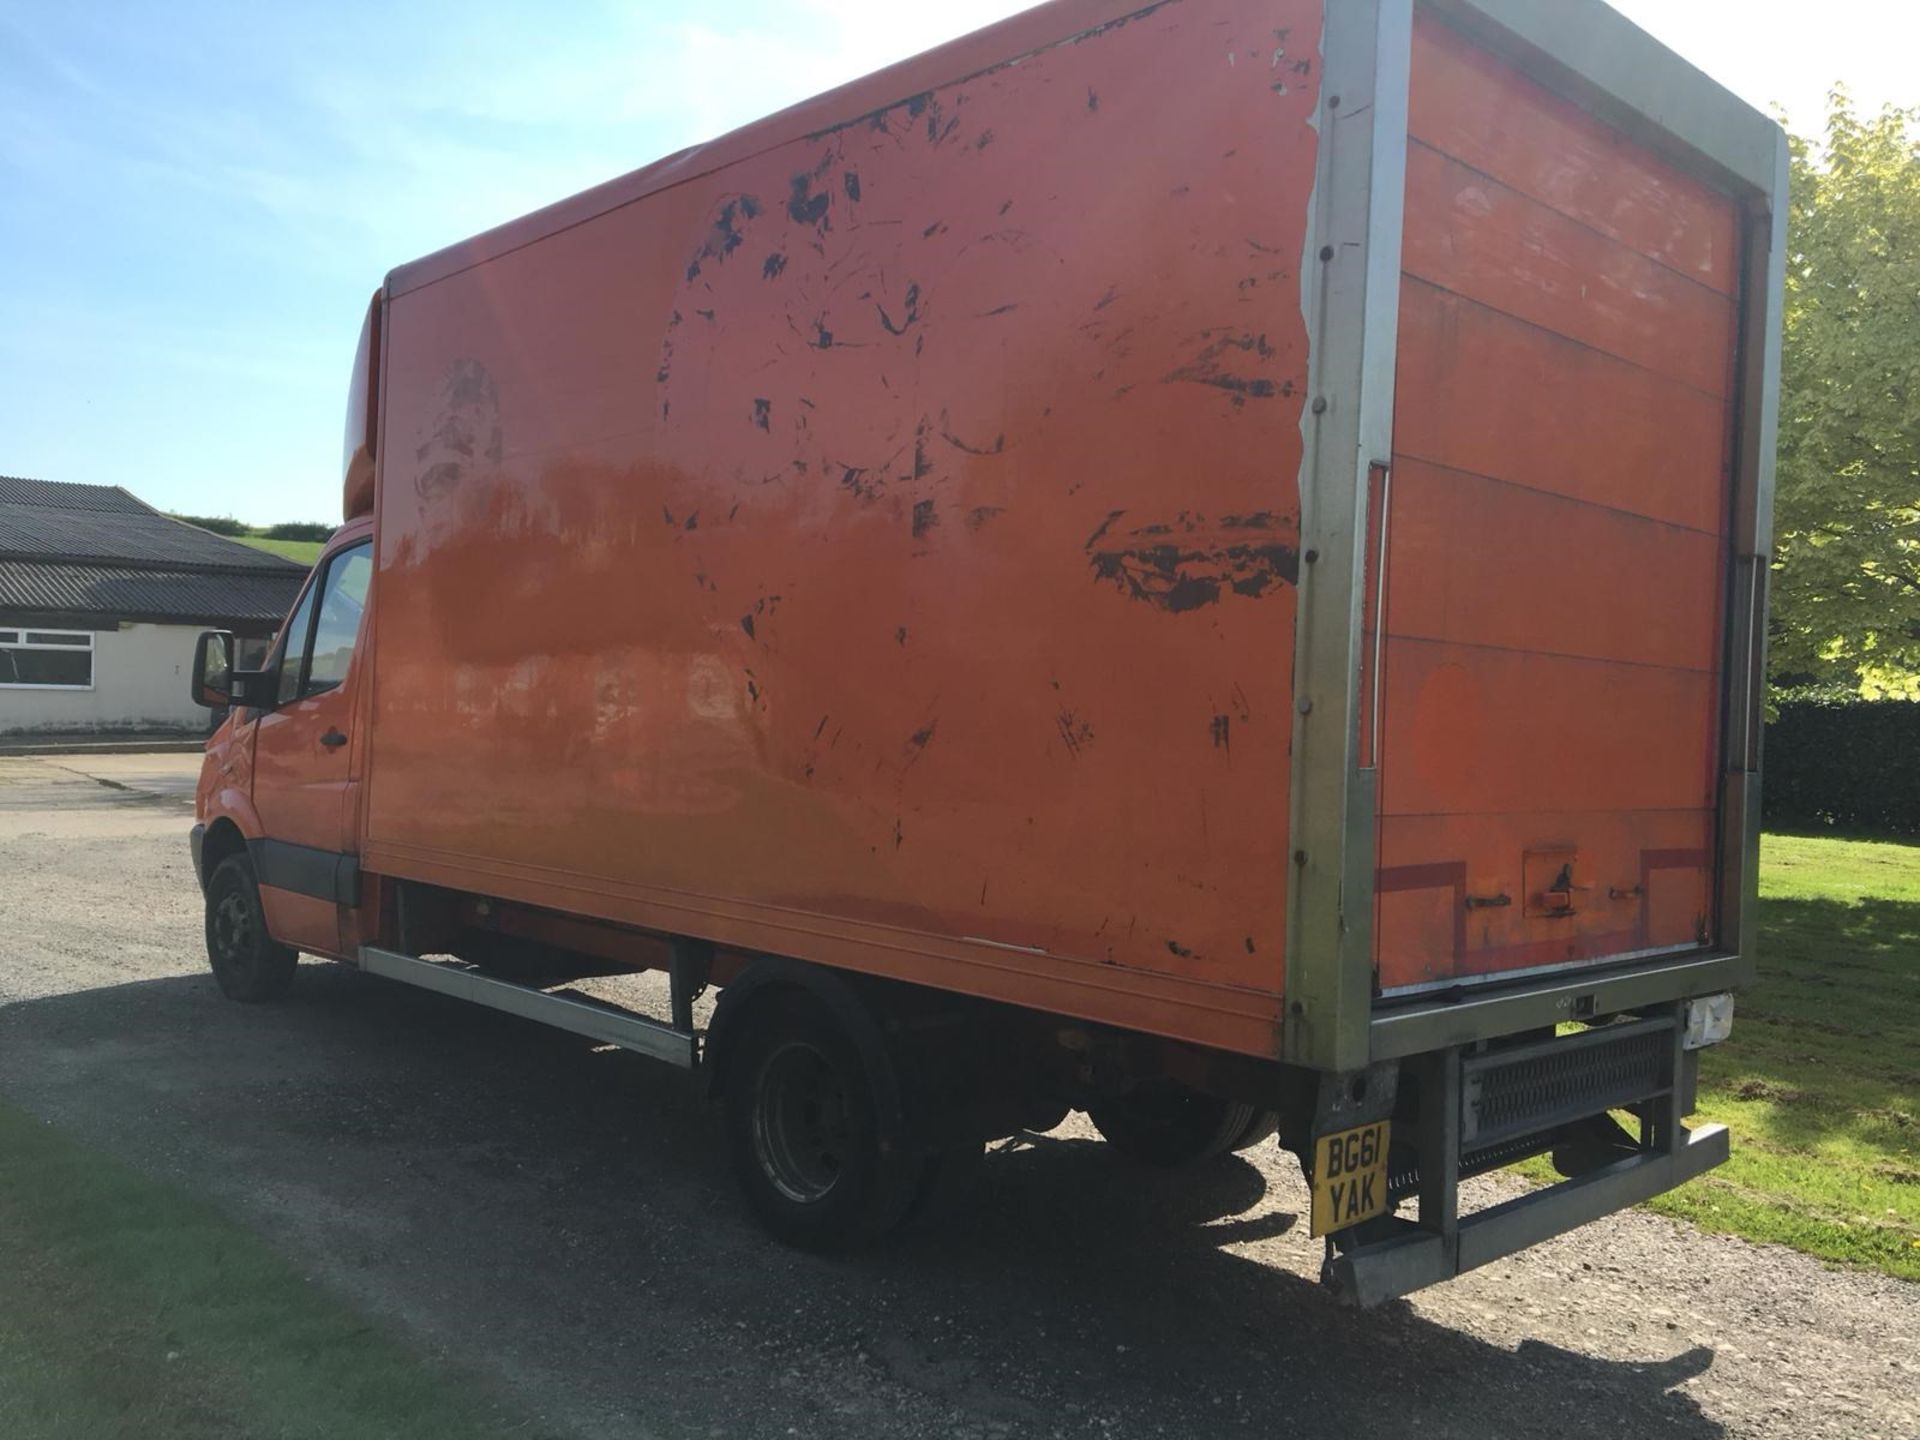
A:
[1647,832,1919,1279]
[0,1100,556,1440]
[234,534,323,566]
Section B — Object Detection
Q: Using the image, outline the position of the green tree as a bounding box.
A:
[1772,95,1920,697]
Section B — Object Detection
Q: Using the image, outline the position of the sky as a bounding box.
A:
[1,0,1915,526]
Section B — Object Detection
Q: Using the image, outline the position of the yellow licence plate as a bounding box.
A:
[1310,1120,1391,1238]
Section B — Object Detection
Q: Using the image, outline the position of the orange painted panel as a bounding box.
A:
[1408,12,1739,296]
[1402,141,1736,397]
[362,0,1322,1056]
[1377,638,1720,822]
[1385,457,1725,674]
[1395,281,1732,536]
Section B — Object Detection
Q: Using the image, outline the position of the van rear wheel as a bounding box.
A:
[1088,1081,1254,1168]
[724,992,925,1251]
[204,853,298,1003]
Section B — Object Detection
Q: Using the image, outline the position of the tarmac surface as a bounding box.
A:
[0,752,1914,1439]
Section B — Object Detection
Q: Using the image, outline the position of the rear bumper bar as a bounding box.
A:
[1326,1122,1728,1307]
[1323,1002,1727,1305]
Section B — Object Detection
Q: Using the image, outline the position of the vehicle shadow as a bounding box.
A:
[0,964,1725,1439]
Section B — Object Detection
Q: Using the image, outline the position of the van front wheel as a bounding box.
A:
[204,853,298,1003]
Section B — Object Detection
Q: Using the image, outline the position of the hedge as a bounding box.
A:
[1764,699,1920,836]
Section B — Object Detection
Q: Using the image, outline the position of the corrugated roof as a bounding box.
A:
[0,476,305,575]
[0,561,304,625]
[0,476,152,513]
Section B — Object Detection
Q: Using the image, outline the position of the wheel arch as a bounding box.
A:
[199,816,251,890]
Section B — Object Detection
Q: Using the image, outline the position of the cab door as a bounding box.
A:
[250,535,373,955]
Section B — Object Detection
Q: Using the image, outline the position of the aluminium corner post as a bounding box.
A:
[1284,0,1413,1072]
[1717,129,1789,980]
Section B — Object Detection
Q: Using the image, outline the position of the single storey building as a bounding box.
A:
[0,477,307,736]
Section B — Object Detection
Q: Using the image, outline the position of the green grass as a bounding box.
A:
[234,535,323,566]
[1646,832,1920,1278]
[1518,832,1920,1279]
[0,1100,559,1440]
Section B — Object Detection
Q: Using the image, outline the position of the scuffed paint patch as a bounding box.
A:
[685,195,762,283]
[1086,511,1299,613]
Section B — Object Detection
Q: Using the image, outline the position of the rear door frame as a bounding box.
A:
[1282,0,1787,1073]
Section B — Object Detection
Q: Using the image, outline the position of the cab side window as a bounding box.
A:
[270,539,371,706]
[274,583,318,707]
[304,543,372,695]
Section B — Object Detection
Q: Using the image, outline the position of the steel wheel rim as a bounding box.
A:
[211,886,255,971]
[752,1040,851,1204]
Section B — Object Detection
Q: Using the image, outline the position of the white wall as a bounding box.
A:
[0,622,218,734]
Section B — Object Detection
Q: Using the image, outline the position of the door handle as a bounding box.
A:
[321,729,349,749]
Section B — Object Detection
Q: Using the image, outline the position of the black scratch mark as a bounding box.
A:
[895,626,909,646]
[841,466,882,502]
[752,397,771,431]
[1167,939,1194,959]
[877,282,922,335]
[762,253,787,279]
[843,170,862,202]
[965,506,1004,530]
[1056,710,1093,758]
[940,424,1006,456]
[1084,509,1125,550]
[1162,331,1290,401]
[911,499,939,538]
[1087,88,1100,112]
[740,613,757,640]
[1211,714,1231,751]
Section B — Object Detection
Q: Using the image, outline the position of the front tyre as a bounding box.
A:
[724,992,924,1251]
[204,853,298,1003]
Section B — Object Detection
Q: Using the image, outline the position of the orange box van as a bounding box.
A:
[188,0,1784,1302]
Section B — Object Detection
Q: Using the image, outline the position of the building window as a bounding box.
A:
[0,629,94,689]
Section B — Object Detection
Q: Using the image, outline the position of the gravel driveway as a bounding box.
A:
[0,753,1914,1440]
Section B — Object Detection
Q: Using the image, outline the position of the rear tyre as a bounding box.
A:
[204,853,298,1003]
[724,992,925,1251]
[1088,1082,1255,1168]
[1228,1107,1282,1153]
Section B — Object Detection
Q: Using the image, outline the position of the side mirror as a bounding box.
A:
[230,667,277,709]
[192,631,275,711]
[191,631,233,707]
